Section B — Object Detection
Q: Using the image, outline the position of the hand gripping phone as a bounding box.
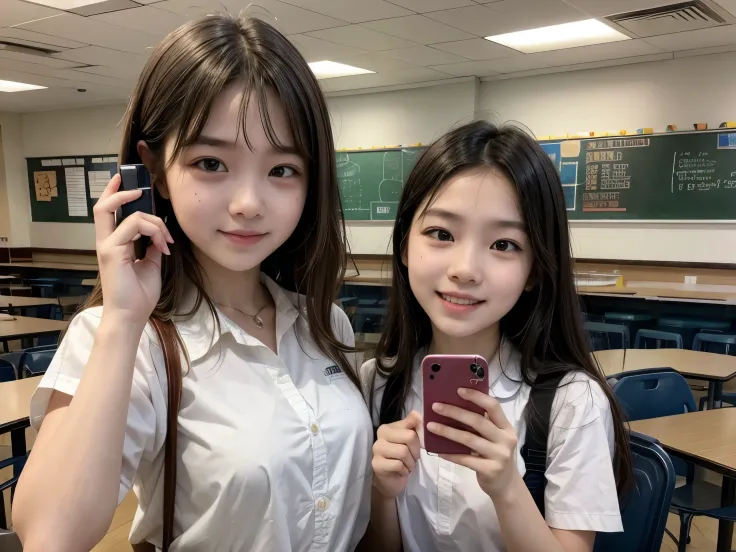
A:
[115,164,154,260]
[422,354,490,455]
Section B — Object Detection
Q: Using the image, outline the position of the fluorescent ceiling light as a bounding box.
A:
[0,80,46,93]
[486,19,630,54]
[308,61,374,80]
[24,0,107,7]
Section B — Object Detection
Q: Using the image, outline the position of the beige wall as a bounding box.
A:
[480,50,736,264]
[0,112,31,247]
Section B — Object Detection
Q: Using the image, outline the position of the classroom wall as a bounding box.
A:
[0,112,31,247]
[479,50,736,264]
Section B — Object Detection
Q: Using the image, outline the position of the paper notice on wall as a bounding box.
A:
[88,170,111,199]
[76,158,84,165]
[91,158,104,163]
[103,157,118,163]
[41,159,61,167]
[65,167,88,217]
[561,140,582,158]
[34,171,57,202]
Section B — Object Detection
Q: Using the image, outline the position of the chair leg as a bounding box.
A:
[678,513,694,552]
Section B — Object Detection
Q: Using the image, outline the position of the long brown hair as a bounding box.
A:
[373,121,633,496]
[85,15,359,388]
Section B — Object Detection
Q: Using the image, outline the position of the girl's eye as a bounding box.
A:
[491,240,519,252]
[269,165,297,178]
[426,229,454,242]
[195,158,226,172]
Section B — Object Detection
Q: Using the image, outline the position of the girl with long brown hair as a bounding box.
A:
[13,15,371,552]
[364,121,633,552]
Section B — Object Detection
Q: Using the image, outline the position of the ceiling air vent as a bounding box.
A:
[0,41,60,56]
[606,1,735,38]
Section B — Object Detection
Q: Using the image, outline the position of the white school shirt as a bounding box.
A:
[31,274,373,552]
[361,343,622,552]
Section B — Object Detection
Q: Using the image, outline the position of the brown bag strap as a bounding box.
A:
[146,317,183,552]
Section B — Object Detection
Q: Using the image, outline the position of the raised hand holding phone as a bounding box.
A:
[93,167,173,328]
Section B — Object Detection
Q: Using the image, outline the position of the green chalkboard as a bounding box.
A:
[27,155,118,223]
[540,130,736,220]
[337,147,424,221]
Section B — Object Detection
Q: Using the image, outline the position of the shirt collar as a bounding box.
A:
[173,273,300,362]
[410,338,524,400]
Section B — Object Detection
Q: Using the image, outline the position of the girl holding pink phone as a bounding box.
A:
[360,121,632,552]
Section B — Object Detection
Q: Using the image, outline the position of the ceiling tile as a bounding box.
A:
[16,13,159,54]
[430,38,520,60]
[277,0,413,23]
[0,49,81,69]
[52,46,149,70]
[387,0,476,12]
[429,59,502,77]
[288,34,367,61]
[74,64,143,80]
[334,52,422,72]
[363,15,475,44]
[481,0,590,31]
[155,0,348,35]
[424,4,531,36]
[49,68,132,87]
[644,25,736,51]
[91,6,189,39]
[562,0,681,18]
[0,0,63,27]
[718,0,736,17]
[383,45,470,65]
[308,25,418,51]
[70,0,139,17]
[0,28,88,50]
[485,38,664,72]
[320,66,450,92]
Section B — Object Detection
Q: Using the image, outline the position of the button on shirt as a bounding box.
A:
[361,343,622,552]
[31,275,373,552]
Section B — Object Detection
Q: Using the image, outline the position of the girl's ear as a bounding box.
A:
[136,140,169,199]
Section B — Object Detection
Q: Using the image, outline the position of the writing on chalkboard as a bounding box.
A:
[674,151,719,193]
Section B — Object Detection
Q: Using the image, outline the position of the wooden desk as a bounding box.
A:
[0,295,58,311]
[0,316,66,341]
[631,408,736,552]
[592,349,625,376]
[0,376,40,478]
[0,262,98,271]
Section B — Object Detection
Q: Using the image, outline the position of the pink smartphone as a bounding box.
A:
[422,354,490,455]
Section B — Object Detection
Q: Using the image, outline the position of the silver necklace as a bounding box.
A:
[215,301,270,329]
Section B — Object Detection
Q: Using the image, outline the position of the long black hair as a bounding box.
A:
[372,121,633,496]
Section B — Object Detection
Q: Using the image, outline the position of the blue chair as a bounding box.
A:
[0,358,16,382]
[593,432,675,552]
[19,348,55,379]
[611,369,736,551]
[0,453,28,530]
[634,329,683,349]
[584,321,629,351]
[693,333,736,409]
[658,317,730,349]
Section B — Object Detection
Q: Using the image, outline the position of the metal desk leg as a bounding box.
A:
[10,428,26,478]
[717,477,736,552]
[714,381,724,409]
[707,382,717,410]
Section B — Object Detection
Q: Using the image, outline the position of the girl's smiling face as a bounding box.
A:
[154,81,308,275]
[406,167,534,347]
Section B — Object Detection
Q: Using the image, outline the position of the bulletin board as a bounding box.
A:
[27,155,118,223]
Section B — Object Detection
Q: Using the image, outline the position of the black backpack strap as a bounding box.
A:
[520,373,565,518]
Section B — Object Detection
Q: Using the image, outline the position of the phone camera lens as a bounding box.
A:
[470,363,478,373]
[431,363,441,373]
[476,366,485,379]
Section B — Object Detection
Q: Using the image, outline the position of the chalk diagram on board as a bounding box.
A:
[337,153,363,212]
[378,151,403,202]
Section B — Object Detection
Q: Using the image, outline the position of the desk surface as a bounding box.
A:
[0,261,98,272]
[624,348,736,381]
[0,316,67,339]
[0,295,58,308]
[630,408,736,476]
[0,376,39,432]
[592,349,625,376]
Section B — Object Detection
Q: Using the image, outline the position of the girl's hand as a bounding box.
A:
[93,174,174,327]
[372,411,422,500]
[427,389,520,501]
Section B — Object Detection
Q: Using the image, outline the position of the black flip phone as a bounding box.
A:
[116,164,155,260]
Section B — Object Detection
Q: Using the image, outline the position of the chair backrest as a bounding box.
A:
[584,321,630,351]
[693,332,736,355]
[593,432,675,552]
[25,304,63,320]
[634,329,683,349]
[0,358,16,382]
[0,530,22,552]
[611,368,697,420]
[19,349,56,379]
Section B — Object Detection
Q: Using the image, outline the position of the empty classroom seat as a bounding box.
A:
[604,312,653,343]
[693,333,736,409]
[635,329,683,349]
[658,318,730,350]
[584,321,629,351]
